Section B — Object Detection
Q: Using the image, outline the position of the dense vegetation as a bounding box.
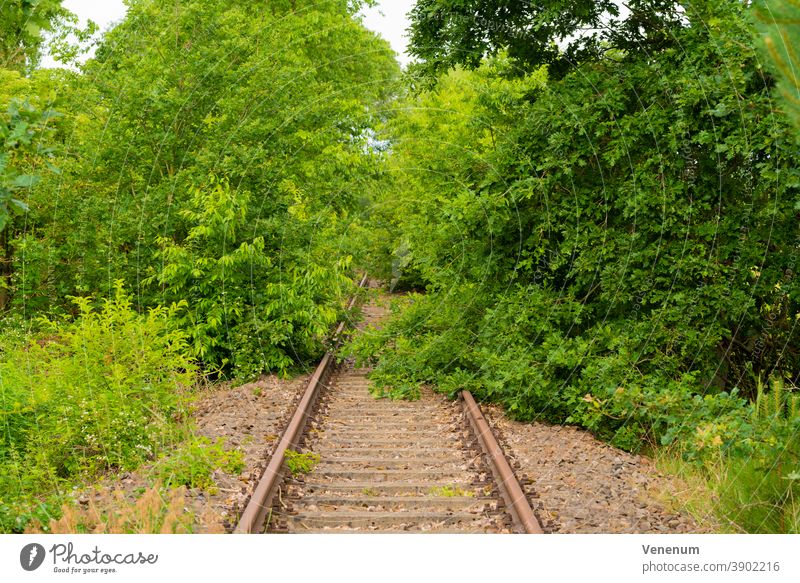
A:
[0,0,398,531]
[350,0,800,533]
[2,0,800,534]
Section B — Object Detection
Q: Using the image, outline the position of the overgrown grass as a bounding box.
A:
[656,451,800,534]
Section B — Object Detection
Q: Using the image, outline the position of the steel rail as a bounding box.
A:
[461,390,543,534]
[234,273,369,534]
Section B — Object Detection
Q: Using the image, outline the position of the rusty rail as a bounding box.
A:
[234,273,368,534]
[461,390,543,534]
[236,274,542,534]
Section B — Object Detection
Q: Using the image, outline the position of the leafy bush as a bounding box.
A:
[0,282,195,532]
[148,175,351,379]
[0,98,56,234]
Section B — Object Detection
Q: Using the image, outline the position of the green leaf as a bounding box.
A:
[11,175,40,188]
[10,198,29,214]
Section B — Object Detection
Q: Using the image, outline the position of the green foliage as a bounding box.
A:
[409,0,691,79]
[0,88,60,313]
[0,0,74,71]
[151,436,244,492]
[284,450,321,475]
[0,99,52,232]
[724,374,800,532]
[0,282,195,532]
[359,0,800,532]
[372,0,800,427]
[660,395,800,534]
[755,0,800,134]
[1,0,399,380]
[147,174,340,377]
[715,454,800,533]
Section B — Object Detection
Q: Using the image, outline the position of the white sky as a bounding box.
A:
[361,0,415,66]
[44,0,415,67]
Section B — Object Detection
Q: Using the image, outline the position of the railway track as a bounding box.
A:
[235,278,542,534]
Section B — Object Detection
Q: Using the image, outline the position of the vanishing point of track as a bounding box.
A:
[235,276,543,534]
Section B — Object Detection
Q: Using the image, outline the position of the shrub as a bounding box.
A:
[150,436,244,491]
[148,176,351,380]
[0,282,195,532]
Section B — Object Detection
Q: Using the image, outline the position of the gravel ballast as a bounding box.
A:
[483,404,711,533]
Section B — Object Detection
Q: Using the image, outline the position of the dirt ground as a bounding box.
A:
[187,374,310,531]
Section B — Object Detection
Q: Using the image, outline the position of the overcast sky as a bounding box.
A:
[361,0,415,66]
[46,0,415,67]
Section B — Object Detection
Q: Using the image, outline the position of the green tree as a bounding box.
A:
[0,0,74,71]
[755,0,800,133]
[0,76,59,309]
[147,176,351,377]
[408,0,690,78]
[6,0,399,375]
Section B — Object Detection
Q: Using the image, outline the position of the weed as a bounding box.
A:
[0,284,195,532]
[428,485,474,498]
[150,436,244,491]
[652,450,723,532]
[654,444,800,534]
[284,451,321,475]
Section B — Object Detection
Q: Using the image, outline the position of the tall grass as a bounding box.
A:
[657,375,800,534]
